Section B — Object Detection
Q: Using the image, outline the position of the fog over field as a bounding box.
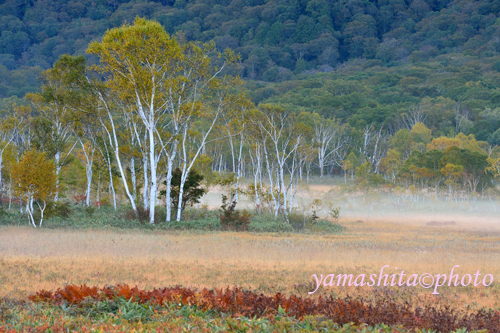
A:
[200,182,500,230]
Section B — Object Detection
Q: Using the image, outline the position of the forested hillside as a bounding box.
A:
[251,58,500,143]
[1,0,500,100]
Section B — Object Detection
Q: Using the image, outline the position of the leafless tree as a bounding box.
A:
[398,105,428,130]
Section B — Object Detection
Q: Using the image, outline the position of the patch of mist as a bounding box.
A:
[197,180,500,231]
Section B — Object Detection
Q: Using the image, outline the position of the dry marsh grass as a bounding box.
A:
[1,217,499,312]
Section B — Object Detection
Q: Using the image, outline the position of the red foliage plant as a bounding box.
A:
[73,194,86,205]
[28,284,500,332]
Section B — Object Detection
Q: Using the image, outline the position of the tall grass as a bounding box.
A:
[0,219,499,312]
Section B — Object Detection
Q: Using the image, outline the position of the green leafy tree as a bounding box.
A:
[379,149,402,180]
[161,167,207,217]
[410,122,432,152]
[392,129,411,158]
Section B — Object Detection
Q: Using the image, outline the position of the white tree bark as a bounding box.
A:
[165,141,177,222]
[97,93,138,215]
[142,151,149,209]
[360,125,387,172]
[225,121,245,206]
[258,109,301,218]
[78,139,95,207]
[176,104,222,221]
[313,118,345,178]
[248,141,263,210]
[130,156,137,202]
[99,139,116,210]
[0,154,3,191]
[26,196,36,228]
[0,120,18,191]
[36,200,47,228]
[54,151,61,202]
[148,121,157,224]
[263,142,278,216]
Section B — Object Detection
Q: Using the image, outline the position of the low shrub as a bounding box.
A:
[84,205,96,216]
[286,212,308,231]
[29,284,500,332]
[180,206,212,221]
[43,201,72,219]
[73,194,87,205]
[249,212,294,233]
[306,219,346,233]
[249,220,293,233]
[219,195,250,231]
[123,206,161,224]
[249,211,345,233]
[88,297,155,322]
[167,218,221,231]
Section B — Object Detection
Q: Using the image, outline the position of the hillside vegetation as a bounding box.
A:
[1,0,500,115]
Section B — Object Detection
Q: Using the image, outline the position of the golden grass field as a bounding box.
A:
[1,215,499,312]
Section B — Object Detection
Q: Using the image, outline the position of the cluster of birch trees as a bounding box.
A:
[0,18,358,224]
[0,18,239,224]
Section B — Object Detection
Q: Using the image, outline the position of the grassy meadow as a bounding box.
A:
[1,216,499,310]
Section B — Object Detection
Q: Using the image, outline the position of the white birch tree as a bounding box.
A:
[0,116,18,191]
[312,116,349,177]
[257,104,303,217]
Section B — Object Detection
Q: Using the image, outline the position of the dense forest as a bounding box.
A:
[0,1,500,226]
[1,0,500,138]
[0,1,499,88]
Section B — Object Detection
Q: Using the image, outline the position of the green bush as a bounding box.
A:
[219,195,251,231]
[307,219,346,233]
[160,168,207,214]
[250,220,294,233]
[123,206,161,224]
[43,201,72,219]
[286,212,308,231]
[249,212,295,233]
[84,205,96,217]
[179,206,213,221]
[248,211,345,234]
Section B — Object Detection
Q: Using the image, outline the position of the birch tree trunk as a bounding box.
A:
[130,156,137,202]
[176,104,222,221]
[98,99,138,216]
[263,143,278,217]
[9,172,12,210]
[79,140,95,207]
[142,153,149,209]
[102,142,116,210]
[54,151,61,202]
[248,143,262,210]
[0,154,2,190]
[36,201,46,228]
[148,125,157,224]
[165,141,177,222]
[27,196,36,228]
